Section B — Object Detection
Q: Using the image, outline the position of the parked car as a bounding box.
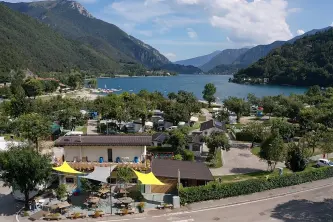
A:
[316,159,333,167]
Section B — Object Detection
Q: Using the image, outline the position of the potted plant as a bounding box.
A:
[93,210,104,218]
[121,208,128,216]
[137,202,145,213]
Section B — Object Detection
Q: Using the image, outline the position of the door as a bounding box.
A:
[108,149,113,162]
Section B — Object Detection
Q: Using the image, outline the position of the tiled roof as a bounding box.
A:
[152,133,169,143]
[151,159,214,181]
[200,119,226,131]
[55,135,152,146]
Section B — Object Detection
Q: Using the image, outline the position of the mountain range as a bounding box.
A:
[174,51,221,67]
[0,3,121,74]
[235,27,333,86]
[3,0,170,68]
[200,48,249,72]
[0,0,203,76]
[176,27,331,73]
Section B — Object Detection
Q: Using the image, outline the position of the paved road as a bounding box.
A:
[0,182,23,222]
[87,120,98,135]
[108,180,333,222]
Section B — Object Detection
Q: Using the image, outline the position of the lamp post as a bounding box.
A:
[109,165,113,215]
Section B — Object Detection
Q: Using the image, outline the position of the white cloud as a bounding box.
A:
[296,29,305,35]
[187,28,198,39]
[176,0,199,5]
[209,0,293,45]
[164,52,177,60]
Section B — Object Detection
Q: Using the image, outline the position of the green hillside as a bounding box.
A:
[234,28,333,86]
[0,3,121,75]
[3,0,170,68]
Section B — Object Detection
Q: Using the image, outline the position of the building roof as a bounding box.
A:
[200,119,226,131]
[188,133,204,144]
[152,133,169,143]
[55,135,152,146]
[151,159,214,181]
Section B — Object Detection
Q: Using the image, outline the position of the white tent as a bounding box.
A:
[0,137,21,151]
[81,166,117,183]
[190,116,199,122]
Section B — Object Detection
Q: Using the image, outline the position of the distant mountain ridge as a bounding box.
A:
[234,28,333,86]
[0,3,121,74]
[174,51,221,67]
[200,48,249,72]
[232,27,332,67]
[3,0,170,68]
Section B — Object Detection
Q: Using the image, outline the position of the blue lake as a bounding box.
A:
[97,75,307,101]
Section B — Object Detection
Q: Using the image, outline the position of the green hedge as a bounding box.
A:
[235,131,262,142]
[179,167,333,205]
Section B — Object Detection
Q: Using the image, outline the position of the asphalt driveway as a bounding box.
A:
[210,141,284,176]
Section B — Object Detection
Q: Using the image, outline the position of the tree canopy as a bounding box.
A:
[0,146,52,209]
[202,83,216,107]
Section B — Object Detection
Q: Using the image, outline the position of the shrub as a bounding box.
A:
[128,190,144,202]
[174,154,183,160]
[236,131,262,142]
[23,211,29,217]
[179,166,333,205]
[55,184,67,199]
[182,149,194,161]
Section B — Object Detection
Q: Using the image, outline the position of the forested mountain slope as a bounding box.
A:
[0,4,120,74]
[234,28,333,86]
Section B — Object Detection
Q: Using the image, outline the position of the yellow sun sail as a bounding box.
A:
[53,161,83,174]
[133,170,165,185]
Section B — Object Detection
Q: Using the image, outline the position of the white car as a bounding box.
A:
[316,159,333,167]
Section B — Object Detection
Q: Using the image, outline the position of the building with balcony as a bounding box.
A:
[54,135,152,164]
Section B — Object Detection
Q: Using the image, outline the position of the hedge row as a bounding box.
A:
[179,167,333,205]
[235,131,262,142]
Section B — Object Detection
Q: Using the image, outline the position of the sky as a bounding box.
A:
[6,0,333,61]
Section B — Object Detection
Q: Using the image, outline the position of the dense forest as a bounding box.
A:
[3,0,170,68]
[0,4,123,76]
[159,64,202,74]
[207,64,247,75]
[234,28,333,86]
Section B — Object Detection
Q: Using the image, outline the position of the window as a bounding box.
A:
[65,177,74,183]
[192,144,201,152]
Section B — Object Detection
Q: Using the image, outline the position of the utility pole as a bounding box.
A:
[109,165,113,215]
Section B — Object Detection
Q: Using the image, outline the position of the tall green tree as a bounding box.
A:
[16,113,51,151]
[262,96,276,118]
[271,119,295,142]
[260,132,286,171]
[22,78,44,98]
[0,146,52,209]
[202,83,216,107]
[243,121,265,147]
[116,166,133,195]
[320,132,333,159]
[223,97,248,122]
[285,142,308,172]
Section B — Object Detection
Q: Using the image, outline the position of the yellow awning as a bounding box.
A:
[133,170,165,185]
[53,161,83,174]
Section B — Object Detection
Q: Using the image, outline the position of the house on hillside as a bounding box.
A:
[149,159,214,193]
[200,119,226,136]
